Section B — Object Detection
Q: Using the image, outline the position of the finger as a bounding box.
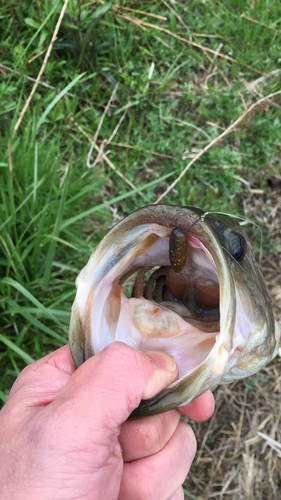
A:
[178,390,215,421]
[53,342,178,445]
[166,487,184,500]
[8,345,75,407]
[119,409,180,462]
[119,421,196,500]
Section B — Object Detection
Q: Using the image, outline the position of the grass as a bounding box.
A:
[0,1,281,497]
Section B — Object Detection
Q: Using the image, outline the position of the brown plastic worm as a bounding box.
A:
[145,266,171,300]
[131,266,152,298]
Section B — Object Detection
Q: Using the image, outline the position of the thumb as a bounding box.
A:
[54,342,178,429]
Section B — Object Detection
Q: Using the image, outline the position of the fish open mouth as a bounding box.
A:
[70,206,238,411]
[69,205,279,415]
[81,221,231,384]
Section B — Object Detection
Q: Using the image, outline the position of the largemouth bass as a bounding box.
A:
[69,205,281,417]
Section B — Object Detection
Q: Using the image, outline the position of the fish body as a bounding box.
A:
[69,205,281,417]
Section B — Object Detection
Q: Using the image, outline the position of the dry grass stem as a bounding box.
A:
[97,140,175,159]
[107,111,127,145]
[88,110,127,178]
[92,143,139,192]
[250,68,281,88]
[241,14,281,35]
[192,33,224,38]
[193,35,230,86]
[115,12,263,75]
[87,83,119,168]
[155,89,281,203]
[145,60,155,91]
[0,64,78,98]
[160,0,188,29]
[233,175,251,188]
[153,34,173,49]
[113,4,167,21]
[187,350,281,498]
[161,116,211,139]
[12,0,70,138]
[257,432,281,457]
[76,121,142,195]
[243,79,281,110]
[126,117,133,165]
[28,46,49,63]
[206,121,225,130]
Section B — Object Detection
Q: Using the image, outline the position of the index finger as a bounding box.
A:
[177,390,215,421]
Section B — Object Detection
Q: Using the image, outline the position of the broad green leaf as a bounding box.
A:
[92,3,112,19]
[24,18,40,29]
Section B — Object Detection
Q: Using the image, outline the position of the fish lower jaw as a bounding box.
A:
[94,283,221,382]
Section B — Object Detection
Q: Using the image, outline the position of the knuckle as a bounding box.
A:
[120,466,159,500]
[105,341,132,358]
[104,342,143,372]
[13,364,30,384]
[131,474,157,500]
[9,364,34,396]
[141,421,162,454]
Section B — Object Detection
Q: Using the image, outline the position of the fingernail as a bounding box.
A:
[143,350,177,372]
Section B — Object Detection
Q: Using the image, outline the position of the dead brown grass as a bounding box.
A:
[186,358,281,499]
[185,178,281,500]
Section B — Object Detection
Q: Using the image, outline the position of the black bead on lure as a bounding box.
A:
[169,228,187,272]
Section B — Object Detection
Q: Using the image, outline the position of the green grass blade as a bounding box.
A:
[21,313,68,344]
[36,73,86,132]
[61,171,175,230]
[0,334,34,365]
[183,487,199,500]
[43,234,78,251]
[1,2,60,98]
[2,278,67,331]
[0,178,45,233]
[43,158,72,287]
[4,305,71,323]
[33,142,38,206]
[0,391,8,404]
[16,3,60,71]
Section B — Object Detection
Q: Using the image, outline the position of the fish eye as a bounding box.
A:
[232,242,246,260]
[224,229,247,261]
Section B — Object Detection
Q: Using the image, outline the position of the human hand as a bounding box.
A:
[0,342,214,500]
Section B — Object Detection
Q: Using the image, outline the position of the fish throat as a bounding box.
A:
[127,260,220,335]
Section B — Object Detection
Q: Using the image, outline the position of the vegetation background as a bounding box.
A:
[0,0,281,498]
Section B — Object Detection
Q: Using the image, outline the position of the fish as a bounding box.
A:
[69,205,281,417]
